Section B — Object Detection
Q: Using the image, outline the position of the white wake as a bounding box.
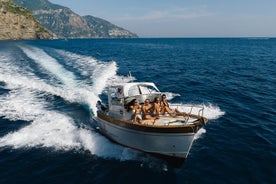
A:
[0,88,137,160]
[0,45,140,161]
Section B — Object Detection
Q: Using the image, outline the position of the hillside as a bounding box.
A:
[13,0,138,38]
[0,0,53,40]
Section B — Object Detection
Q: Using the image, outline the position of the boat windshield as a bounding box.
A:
[108,83,161,106]
[128,85,140,96]
[139,85,159,95]
[128,85,159,96]
[125,84,161,104]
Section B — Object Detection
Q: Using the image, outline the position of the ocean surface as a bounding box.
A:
[0,38,275,184]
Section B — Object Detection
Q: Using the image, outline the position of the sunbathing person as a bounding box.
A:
[142,99,158,120]
[129,99,142,124]
[152,97,161,116]
[160,94,180,116]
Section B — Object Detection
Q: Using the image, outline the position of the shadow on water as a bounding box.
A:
[150,153,186,168]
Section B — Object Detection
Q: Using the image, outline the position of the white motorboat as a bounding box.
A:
[95,82,208,159]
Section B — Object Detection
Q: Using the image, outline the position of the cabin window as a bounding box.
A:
[139,85,158,94]
[128,86,140,96]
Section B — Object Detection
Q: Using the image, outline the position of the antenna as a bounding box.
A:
[128,71,132,78]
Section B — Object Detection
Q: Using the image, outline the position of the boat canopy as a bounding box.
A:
[124,82,161,104]
[108,82,162,105]
[122,82,160,97]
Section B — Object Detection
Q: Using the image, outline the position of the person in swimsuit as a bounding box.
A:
[160,94,179,116]
[129,99,142,123]
[142,99,156,120]
[152,97,161,116]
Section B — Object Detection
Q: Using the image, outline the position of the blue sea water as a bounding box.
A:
[0,38,275,184]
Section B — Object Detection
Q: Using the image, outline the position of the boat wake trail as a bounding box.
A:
[0,88,137,160]
[18,45,118,114]
[0,44,141,161]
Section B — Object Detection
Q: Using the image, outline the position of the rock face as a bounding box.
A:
[83,15,137,38]
[13,0,138,38]
[0,0,53,40]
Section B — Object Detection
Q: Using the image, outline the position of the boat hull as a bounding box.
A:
[95,115,196,158]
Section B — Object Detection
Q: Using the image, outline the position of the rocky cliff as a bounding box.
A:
[0,0,53,40]
[83,15,137,38]
[13,0,138,38]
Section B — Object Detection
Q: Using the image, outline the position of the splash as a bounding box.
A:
[194,128,207,140]
[170,102,225,140]
[170,102,225,120]
[106,75,136,87]
[0,89,128,159]
[18,45,118,114]
[163,92,180,100]
[152,91,225,120]
[202,103,225,120]
[0,48,142,161]
[19,46,77,87]
[0,58,99,114]
[55,49,119,95]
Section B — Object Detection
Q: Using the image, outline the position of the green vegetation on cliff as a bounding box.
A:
[0,0,53,40]
[13,0,138,38]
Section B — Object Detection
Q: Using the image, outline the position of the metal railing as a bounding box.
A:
[172,104,205,124]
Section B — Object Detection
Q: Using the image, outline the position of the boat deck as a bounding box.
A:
[141,114,200,126]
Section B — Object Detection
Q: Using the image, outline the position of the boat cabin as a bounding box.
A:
[107,82,161,120]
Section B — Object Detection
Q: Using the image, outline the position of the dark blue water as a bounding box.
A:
[0,38,275,184]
